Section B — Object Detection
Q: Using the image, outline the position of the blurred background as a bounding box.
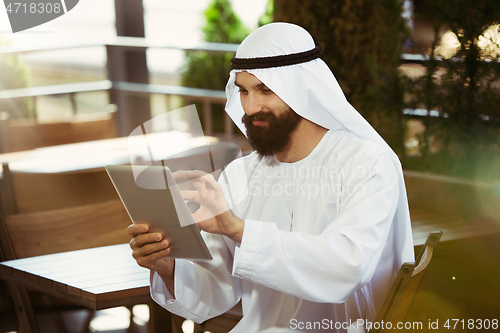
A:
[0,0,499,332]
[1,0,499,179]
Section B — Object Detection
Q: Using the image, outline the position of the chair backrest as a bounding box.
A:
[0,110,118,153]
[0,141,242,215]
[0,199,131,260]
[0,163,119,214]
[371,231,442,332]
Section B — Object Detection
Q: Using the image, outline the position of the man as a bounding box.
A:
[128,23,414,332]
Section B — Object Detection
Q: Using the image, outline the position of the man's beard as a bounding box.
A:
[242,107,302,157]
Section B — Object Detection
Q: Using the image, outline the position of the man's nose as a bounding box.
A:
[244,93,262,116]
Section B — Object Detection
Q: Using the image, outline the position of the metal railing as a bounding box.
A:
[0,37,238,139]
[4,37,483,138]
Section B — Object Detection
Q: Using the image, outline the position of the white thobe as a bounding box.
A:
[150,130,412,332]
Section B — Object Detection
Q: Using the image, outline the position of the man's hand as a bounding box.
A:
[127,223,176,296]
[174,170,245,243]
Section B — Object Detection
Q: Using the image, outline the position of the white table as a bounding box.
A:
[0,131,218,173]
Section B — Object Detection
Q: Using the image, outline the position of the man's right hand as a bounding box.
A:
[128,223,176,296]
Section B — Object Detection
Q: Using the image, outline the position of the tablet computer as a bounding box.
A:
[106,164,213,260]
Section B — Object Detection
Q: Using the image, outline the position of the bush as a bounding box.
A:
[273,0,410,155]
[0,39,34,119]
[406,0,500,179]
[181,0,249,133]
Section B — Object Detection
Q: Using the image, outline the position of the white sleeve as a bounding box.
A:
[150,232,241,323]
[232,153,399,303]
[149,163,247,322]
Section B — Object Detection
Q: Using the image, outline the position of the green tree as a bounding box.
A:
[181,0,249,133]
[408,0,500,179]
[273,0,410,155]
[258,0,274,27]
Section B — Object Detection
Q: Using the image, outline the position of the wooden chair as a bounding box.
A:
[0,141,242,215]
[370,231,442,333]
[0,163,119,214]
[0,199,131,259]
[0,199,132,333]
[0,109,118,153]
[193,232,442,333]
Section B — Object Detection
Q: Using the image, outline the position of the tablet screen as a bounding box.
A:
[106,164,213,260]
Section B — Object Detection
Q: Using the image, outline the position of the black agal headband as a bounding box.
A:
[231,36,321,70]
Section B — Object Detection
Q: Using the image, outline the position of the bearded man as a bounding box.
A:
[128,23,414,333]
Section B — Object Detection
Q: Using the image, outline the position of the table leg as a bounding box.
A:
[149,301,172,333]
[8,282,40,333]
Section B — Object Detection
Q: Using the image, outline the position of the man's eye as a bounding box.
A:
[238,89,248,94]
[261,88,272,94]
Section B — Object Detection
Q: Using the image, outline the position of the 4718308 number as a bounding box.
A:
[6,2,62,14]
[443,319,498,330]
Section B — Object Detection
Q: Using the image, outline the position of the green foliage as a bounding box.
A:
[273,0,410,155]
[0,39,34,119]
[182,0,249,90]
[201,0,249,44]
[258,0,274,27]
[274,0,500,179]
[181,0,249,133]
[407,0,500,179]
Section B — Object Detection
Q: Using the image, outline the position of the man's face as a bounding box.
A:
[235,71,302,156]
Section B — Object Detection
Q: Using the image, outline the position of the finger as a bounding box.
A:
[189,173,218,188]
[133,239,170,260]
[127,223,149,237]
[204,175,221,190]
[200,172,216,182]
[135,245,172,268]
[141,247,172,264]
[190,173,218,190]
[180,190,198,201]
[130,232,163,250]
[183,170,210,180]
[172,170,189,179]
[191,175,221,193]
[190,182,216,202]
